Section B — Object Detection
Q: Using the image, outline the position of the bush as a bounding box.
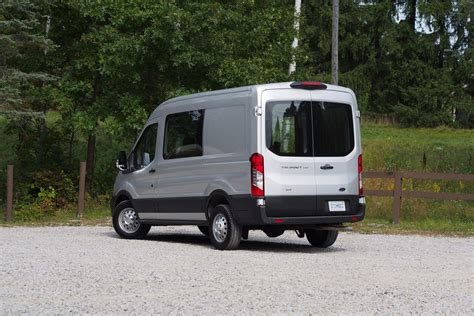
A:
[31,170,76,207]
[14,187,57,221]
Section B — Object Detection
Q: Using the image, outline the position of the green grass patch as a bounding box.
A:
[353,218,474,237]
[361,123,474,173]
[360,123,474,236]
[0,200,111,227]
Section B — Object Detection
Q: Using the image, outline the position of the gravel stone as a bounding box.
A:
[0,226,472,314]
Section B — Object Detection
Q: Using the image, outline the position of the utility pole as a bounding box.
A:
[288,0,302,75]
[331,0,339,85]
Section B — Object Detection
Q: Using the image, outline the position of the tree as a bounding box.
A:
[0,0,54,111]
[42,0,299,194]
[0,0,57,182]
[301,0,472,127]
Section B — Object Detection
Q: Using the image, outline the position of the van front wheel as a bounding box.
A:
[112,200,151,239]
[306,230,338,248]
[209,204,242,250]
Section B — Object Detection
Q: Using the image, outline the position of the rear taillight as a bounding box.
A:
[358,154,363,196]
[250,153,264,197]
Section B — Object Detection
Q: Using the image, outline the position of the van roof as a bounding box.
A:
[151,82,353,116]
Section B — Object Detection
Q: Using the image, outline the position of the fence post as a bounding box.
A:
[392,172,402,224]
[77,161,86,218]
[5,165,13,222]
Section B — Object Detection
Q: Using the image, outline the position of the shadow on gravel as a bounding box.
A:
[103,231,345,253]
[144,233,211,248]
[238,240,345,254]
[102,231,210,248]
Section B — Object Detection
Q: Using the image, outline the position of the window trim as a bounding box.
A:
[162,109,205,160]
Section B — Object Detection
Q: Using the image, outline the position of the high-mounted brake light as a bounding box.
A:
[290,81,327,90]
[358,154,363,196]
[250,153,264,197]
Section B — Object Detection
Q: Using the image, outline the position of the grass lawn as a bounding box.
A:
[360,123,474,236]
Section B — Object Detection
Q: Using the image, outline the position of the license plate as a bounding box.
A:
[328,201,346,212]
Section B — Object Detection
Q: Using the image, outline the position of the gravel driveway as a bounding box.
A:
[0,226,472,314]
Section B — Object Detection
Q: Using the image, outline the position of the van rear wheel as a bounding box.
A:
[306,230,338,248]
[209,204,241,250]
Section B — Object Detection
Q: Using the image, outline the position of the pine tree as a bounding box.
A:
[0,0,54,113]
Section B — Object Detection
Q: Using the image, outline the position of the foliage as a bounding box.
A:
[301,0,473,127]
[0,0,55,110]
[31,170,76,207]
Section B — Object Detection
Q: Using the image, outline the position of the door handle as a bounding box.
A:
[320,164,334,170]
[149,169,156,173]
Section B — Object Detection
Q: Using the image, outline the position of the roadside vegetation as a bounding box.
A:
[360,123,474,236]
[1,121,472,236]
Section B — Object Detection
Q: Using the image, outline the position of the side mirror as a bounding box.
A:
[116,151,128,171]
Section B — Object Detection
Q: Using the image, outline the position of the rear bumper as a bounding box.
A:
[231,195,365,227]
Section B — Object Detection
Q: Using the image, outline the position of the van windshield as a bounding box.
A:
[266,101,354,157]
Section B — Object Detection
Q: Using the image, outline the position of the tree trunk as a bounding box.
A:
[68,129,75,167]
[85,71,101,194]
[86,133,96,193]
[437,16,448,69]
[407,0,416,32]
[38,115,47,163]
[331,0,339,85]
[288,0,301,75]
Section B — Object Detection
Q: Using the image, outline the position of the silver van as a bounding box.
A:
[111,81,365,250]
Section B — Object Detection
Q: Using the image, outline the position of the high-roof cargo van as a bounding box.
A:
[111,81,365,250]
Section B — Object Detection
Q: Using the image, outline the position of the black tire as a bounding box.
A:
[198,225,209,237]
[208,204,242,250]
[112,200,151,239]
[306,230,338,248]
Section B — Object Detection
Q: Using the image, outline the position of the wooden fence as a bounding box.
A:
[3,165,474,223]
[364,171,474,224]
[3,163,87,222]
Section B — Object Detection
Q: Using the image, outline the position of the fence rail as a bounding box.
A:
[3,165,474,224]
[364,171,474,224]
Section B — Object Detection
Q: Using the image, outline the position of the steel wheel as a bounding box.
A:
[118,207,140,233]
[208,204,242,250]
[212,214,228,243]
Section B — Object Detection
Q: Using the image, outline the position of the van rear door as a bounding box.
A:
[310,90,359,214]
[262,89,318,217]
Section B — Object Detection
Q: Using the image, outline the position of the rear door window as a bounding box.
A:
[266,101,312,157]
[313,102,354,157]
[266,101,354,157]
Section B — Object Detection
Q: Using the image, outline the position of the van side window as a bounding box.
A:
[164,110,204,159]
[131,123,158,170]
[266,101,312,157]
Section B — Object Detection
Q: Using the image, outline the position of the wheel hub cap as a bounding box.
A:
[118,208,140,233]
[212,214,227,243]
